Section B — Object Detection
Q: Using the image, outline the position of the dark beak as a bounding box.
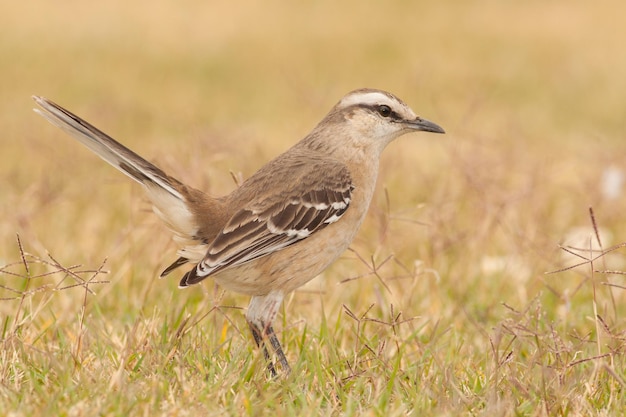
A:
[406,117,445,134]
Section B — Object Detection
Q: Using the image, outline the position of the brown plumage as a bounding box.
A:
[33,89,444,375]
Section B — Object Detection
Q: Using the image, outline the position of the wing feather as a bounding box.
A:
[180,159,354,286]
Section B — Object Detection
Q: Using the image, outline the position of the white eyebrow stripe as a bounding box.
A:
[339,92,395,109]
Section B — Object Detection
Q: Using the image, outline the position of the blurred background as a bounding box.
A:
[1,0,625,412]
[3,0,626,327]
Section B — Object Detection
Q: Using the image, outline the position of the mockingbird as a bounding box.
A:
[33,89,444,375]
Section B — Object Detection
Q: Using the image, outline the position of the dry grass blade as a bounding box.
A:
[1,235,110,340]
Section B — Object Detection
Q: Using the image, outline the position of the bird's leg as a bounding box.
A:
[266,325,291,373]
[248,320,277,376]
[246,292,290,375]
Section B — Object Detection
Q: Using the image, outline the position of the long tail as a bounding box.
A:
[33,96,183,200]
[33,96,205,275]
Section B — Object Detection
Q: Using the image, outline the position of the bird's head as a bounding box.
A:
[303,88,444,157]
[340,87,443,139]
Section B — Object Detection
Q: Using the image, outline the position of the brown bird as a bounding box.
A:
[33,89,444,375]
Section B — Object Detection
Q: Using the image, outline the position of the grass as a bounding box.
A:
[2,0,626,415]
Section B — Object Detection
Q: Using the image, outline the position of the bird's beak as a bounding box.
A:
[406,117,445,134]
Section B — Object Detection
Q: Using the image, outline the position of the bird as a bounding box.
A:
[32,89,444,375]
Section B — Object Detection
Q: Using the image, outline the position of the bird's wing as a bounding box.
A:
[180,158,353,286]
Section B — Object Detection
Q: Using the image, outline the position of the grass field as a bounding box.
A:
[1,1,626,415]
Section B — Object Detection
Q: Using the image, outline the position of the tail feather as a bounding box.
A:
[33,96,204,273]
[160,256,190,277]
[33,96,182,200]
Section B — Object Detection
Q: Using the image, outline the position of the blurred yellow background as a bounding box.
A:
[3,0,624,257]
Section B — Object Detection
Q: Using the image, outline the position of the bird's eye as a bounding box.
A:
[377,105,392,117]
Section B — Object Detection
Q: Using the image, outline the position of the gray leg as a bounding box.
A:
[248,320,278,376]
[267,325,291,373]
[246,291,291,375]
